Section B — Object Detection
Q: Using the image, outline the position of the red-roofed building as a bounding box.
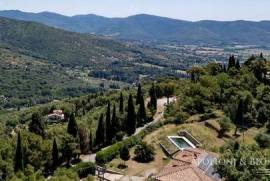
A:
[47,110,65,123]
[154,148,220,181]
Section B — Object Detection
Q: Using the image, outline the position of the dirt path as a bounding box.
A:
[134,97,176,135]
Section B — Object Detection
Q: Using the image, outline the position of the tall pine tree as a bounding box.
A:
[111,104,119,136]
[105,102,113,145]
[235,99,244,135]
[149,83,157,111]
[95,113,105,147]
[78,127,89,154]
[67,113,78,137]
[126,94,136,135]
[235,59,241,69]
[14,132,24,172]
[137,94,147,127]
[89,130,93,152]
[228,55,236,70]
[136,83,142,105]
[260,52,264,59]
[222,64,227,72]
[119,92,124,114]
[120,144,130,166]
[52,138,59,169]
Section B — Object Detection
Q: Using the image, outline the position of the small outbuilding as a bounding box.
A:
[47,110,65,123]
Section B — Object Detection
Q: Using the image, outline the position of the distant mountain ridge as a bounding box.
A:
[0,16,133,67]
[1,10,270,45]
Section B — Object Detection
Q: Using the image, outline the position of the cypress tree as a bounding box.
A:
[136,83,142,105]
[228,55,236,70]
[233,141,240,151]
[236,59,241,69]
[14,132,24,172]
[235,99,244,135]
[67,113,78,137]
[119,92,124,113]
[260,52,264,59]
[95,113,105,147]
[52,138,59,169]
[236,99,244,125]
[89,130,93,152]
[120,144,130,166]
[111,104,119,136]
[227,56,232,70]
[126,94,136,135]
[164,84,175,104]
[137,95,147,127]
[105,102,113,145]
[78,127,89,154]
[149,84,157,110]
[231,55,236,66]
[223,64,227,72]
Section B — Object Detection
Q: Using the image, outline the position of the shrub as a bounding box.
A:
[51,167,79,180]
[95,136,141,165]
[134,142,155,163]
[119,144,130,167]
[72,162,96,178]
[84,175,95,181]
[95,143,121,165]
[173,111,187,124]
[120,144,130,161]
[200,111,216,121]
[218,117,232,137]
[255,133,270,148]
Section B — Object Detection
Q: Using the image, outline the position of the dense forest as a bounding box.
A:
[0,53,270,180]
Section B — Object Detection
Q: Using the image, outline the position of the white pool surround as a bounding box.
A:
[168,135,196,150]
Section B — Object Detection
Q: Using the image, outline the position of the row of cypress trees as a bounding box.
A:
[227,55,240,70]
[95,83,149,148]
[13,83,157,172]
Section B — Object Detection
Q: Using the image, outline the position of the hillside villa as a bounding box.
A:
[47,110,65,123]
[153,131,221,181]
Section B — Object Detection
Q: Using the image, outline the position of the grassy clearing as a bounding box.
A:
[144,121,226,153]
[206,118,266,145]
[106,145,169,177]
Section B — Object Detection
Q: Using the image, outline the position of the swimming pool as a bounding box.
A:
[168,136,196,150]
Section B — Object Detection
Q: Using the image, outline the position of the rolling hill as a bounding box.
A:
[0,16,135,67]
[0,17,135,108]
[0,17,181,108]
[1,10,270,45]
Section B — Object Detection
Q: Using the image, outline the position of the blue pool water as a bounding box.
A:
[169,136,194,149]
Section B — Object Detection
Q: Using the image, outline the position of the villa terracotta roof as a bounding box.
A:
[155,165,213,181]
[154,148,220,181]
[173,148,207,165]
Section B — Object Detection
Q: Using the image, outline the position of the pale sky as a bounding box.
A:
[0,0,269,21]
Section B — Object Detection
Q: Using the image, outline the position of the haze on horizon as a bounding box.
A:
[0,0,270,21]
